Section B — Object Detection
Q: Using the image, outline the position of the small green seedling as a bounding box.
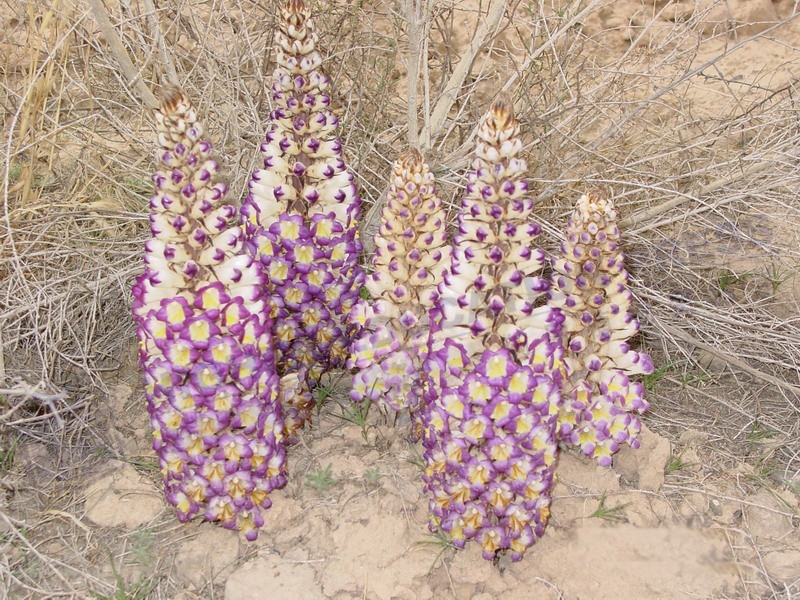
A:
[414,528,458,574]
[746,421,782,444]
[590,493,630,523]
[405,449,426,472]
[95,553,161,600]
[762,261,793,295]
[665,453,693,474]
[314,384,334,412]
[128,457,160,475]
[363,467,381,484]
[717,268,751,294]
[129,528,156,567]
[122,176,152,197]
[0,438,18,471]
[642,361,672,392]
[306,464,334,491]
[334,399,373,442]
[8,162,23,183]
[679,368,710,388]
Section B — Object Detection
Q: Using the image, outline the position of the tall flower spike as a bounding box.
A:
[348,148,450,415]
[549,192,653,466]
[242,0,363,441]
[422,99,564,561]
[132,87,287,540]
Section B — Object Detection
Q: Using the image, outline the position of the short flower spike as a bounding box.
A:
[422,99,564,561]
[550,191,653,465]
[242,0,364,441]
[348,148,450,415]
[132,87,287,540]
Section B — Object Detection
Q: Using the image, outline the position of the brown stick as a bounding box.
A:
[86,0,158,109]
[404,0,423,148]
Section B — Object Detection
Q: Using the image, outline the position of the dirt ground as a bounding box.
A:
[1,0,800,598]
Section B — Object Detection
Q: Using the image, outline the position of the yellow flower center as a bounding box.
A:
[200,368,219,388]
[487,355,508,379]
[189,320,210,343]
[213,390,233,411]
[166,302,186,325]
[285,287,303,304]
[151,321,167,339]
[279,220,300,240]
[307,269,324,286]
[468,381,491,403]
[315,219,333,238]
[170,343,192,367]
[186,435,204,456]
[269,262,289,280]
[204,461,225,482]
[295,245,314,264]
[199,416,218,437]
[212,342,231,363]
[202,288,221,309]
[464,418,487,440]
[228,476,247,499]
[491,400,511,421]
[490,442,511,461]
[509,371,528,394]
[258,240,274,257]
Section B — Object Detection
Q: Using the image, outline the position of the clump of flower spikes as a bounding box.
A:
[549,192,654,466]
[349,148,449,415]
[241,0,363,441]
[421,99,564,561]
[132,87,287,540]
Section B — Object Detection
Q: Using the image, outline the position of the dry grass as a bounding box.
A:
[1,0,799,597]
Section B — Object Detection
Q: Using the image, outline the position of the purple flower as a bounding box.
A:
[347,149,450,418]
[241,1,364,440]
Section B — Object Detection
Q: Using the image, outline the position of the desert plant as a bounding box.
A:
[421,98,564,561]
[549,192,653,466]
[241,0,364,441]
[349,148,449,415]
[131,87,287,540]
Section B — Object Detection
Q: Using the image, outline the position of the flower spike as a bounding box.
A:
[348,148,450,416]
[550,191,653,465]
[242,0,364,441]
[132,87,287,540]
[422,99,564,561]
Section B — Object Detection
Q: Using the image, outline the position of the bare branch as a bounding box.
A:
[142,0,180,86]
[86,0,158,109]
[404,0,424,148]
[419,0,506,148]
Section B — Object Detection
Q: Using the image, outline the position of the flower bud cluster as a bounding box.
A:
[129,2,655,550]
[422,100,564,561]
